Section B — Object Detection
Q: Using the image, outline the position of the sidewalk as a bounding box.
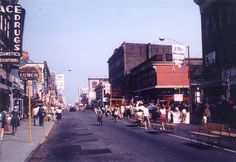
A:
[153,122,236,151]
[124,117,236,151]
[0,119,54,162]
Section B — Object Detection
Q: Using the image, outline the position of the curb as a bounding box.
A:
[24,121,56,162]
[39,121,55,145]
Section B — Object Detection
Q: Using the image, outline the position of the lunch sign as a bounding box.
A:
[19,65,42,81]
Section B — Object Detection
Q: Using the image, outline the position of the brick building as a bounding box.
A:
[130,56,203,105]
[195,0,236,102]
[107,42,171,99]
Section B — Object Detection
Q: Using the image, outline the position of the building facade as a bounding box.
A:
[107,42,172,99]
[0,0,26,113]
[94,80,110,106]
[195,0,236,102]
[88,77,108,104]
[130,56,189,102]
[78,87,88,105]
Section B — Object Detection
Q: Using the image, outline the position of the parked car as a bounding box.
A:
[69,107,76,112]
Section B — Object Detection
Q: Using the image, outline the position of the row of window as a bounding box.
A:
[0,14,10,39]
[132,68,156,90]
[203,5,234,36]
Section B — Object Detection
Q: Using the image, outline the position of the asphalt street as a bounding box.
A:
[28,110,236,162]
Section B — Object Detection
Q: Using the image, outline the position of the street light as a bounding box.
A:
[159,36,192,116]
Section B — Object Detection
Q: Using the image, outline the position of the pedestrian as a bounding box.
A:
[11,107,20,135]
[135,109,143,126]
[113,108,119,122]
[143,104,150,129]
[0,110,7,141]
[203,102,211,123]
[32,106,39,126]
[38,105,45,126]
[97,108,103,126]
[181,108,187,124]
[160,105,167,130]
[56,107,62,122]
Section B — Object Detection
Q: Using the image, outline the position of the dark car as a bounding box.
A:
[147,104,160,122]
[69,107,76,112]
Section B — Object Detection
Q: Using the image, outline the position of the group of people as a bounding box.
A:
[32,105,63,126]
[1,107,20,141]
[93,100,213,131]
[93,100,192,130]
[0,104,63,141]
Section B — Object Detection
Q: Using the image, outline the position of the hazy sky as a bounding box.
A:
[19,0,202,104]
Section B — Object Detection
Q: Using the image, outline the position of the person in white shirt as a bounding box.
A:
[181,108,187,124]
[56,107,62,121]
[143,104,150,129]
[32,106,39,126]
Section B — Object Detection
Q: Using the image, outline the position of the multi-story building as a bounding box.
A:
[107,42,171,99]
[78,87,88,105]
[0,0,26,113]
[94,80,110,106]
[88,77,108,104]
[195,0,236,102]
[130,56,203,104]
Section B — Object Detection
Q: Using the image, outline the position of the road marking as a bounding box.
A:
[167,134,236,154]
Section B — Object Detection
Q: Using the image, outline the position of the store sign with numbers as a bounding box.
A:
[172,44,185,68]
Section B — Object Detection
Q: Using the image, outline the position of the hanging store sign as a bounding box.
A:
[172,44,185,68]
[19,66,39,81]
[0,4,23,64]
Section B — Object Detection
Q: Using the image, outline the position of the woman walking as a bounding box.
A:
[1,110,7,141]
[11,107,20,136]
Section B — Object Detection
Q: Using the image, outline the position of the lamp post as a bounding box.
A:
[159,37,192,118]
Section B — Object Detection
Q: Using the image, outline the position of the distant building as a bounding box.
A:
[195,0,236,102]
[78,87,88,105]
[88,77,108,104]
[55,74,65,93]
[94,80,110,106]
[107,42,171,99]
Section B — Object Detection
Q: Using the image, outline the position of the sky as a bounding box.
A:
[19,0,202,104]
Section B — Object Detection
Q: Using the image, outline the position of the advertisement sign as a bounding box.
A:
[19,64,42,82]
[172,44,185,68]
[174,94,183,102]
[43,67,49,93]
[19,66,39,81]
[0,4,23,64]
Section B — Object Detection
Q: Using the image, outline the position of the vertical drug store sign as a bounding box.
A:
[0,4,24,63]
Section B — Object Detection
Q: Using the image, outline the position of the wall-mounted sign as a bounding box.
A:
[43,67,49,93]
[0,4,24,64]
[174,94,183,102]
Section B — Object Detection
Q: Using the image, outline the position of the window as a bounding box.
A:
[204,16,209,36]
[0,15,2,31]
[219,9,223,30]
[92,81,97,89]
[166,54,172,61]
[156,55,163,61]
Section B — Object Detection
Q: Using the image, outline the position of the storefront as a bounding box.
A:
[0,88,11,112]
